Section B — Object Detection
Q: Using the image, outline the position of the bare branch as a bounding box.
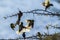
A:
[3,9,60,19]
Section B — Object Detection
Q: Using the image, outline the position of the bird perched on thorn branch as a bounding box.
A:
[16,21,32,35]
[42,0,53,11]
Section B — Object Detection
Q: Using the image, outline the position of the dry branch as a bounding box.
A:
[3,9,60,19]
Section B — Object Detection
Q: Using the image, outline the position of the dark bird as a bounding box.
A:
[10,23,15,30]
[22,32,26,39]
[26,20,34,28]
[15,11,23,25]
[42,0,53,11]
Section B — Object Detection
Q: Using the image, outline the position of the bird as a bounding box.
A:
[10,23,15,30]
[16,22,32,35]
[26,20,34,28]
[16,21,34,38]
[15,11,23,26]
[42,0,53,11]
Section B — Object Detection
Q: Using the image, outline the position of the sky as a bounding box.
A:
[0,0,60,39]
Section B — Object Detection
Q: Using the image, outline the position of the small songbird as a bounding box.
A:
[26,20,34,28]
[16,22,32,35]
[42,0,53,11]
[10,23,15,30]
[15,11,23,25]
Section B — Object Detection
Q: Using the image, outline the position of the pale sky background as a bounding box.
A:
[0,0,60,39]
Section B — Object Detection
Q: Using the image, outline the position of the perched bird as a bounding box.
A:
[37,32,42,40]
[22,32,26,39]
[10,23,15,30]
[15,11,23,25]
[16,22,32,35]
[26,20,34,28]
[42,0,53,11]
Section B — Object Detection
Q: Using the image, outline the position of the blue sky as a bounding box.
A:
[0,0,60,39]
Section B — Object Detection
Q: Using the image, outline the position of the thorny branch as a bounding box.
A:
[3,9,60,19]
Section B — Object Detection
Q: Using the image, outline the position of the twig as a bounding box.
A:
[3,9,60,19]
